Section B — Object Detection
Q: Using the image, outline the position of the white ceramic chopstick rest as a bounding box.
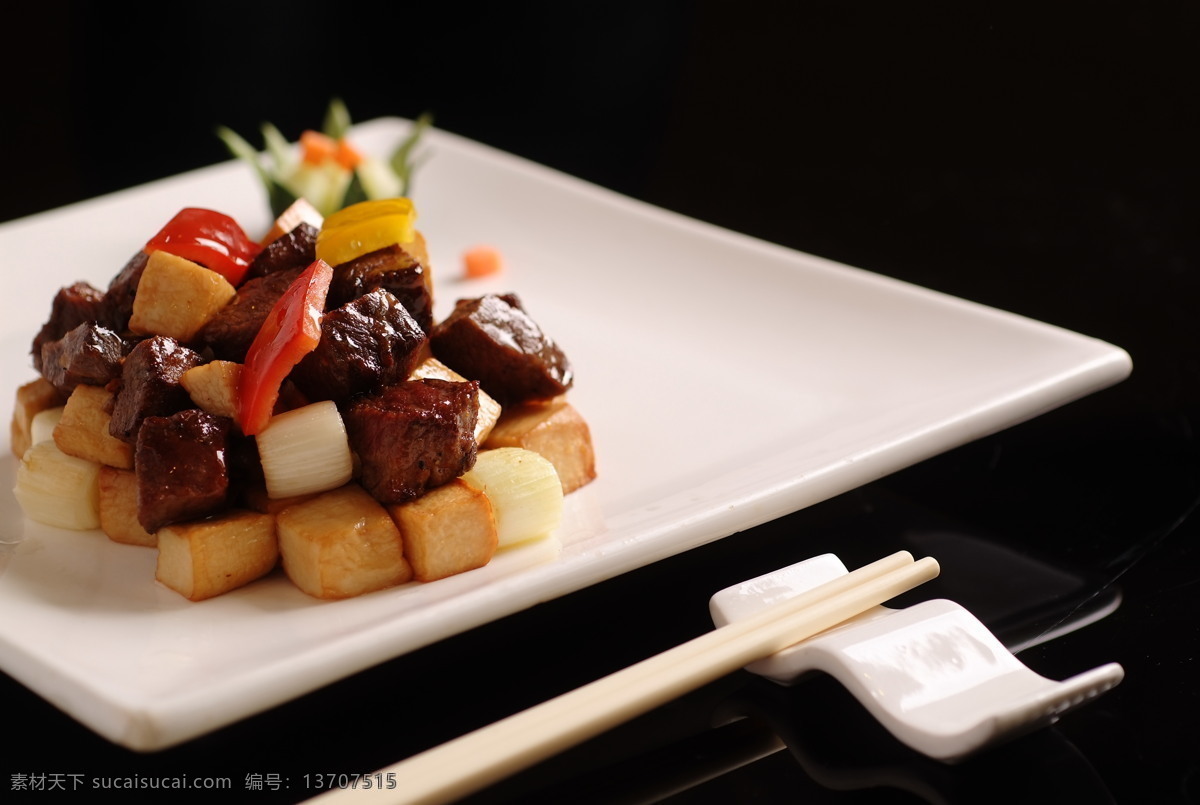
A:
[709,554,1124,762]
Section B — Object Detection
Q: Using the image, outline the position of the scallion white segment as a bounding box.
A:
[13,440,101,530]
[462,447,563,548]
[257,401,354,499]
[30,406,64,446]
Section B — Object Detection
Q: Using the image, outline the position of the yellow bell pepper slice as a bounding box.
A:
[315,198,417,267]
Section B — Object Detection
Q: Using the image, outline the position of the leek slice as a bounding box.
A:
[461,448,563,548]
[13,441,101,530]
[257,401,354,499]
[29,406,64,446]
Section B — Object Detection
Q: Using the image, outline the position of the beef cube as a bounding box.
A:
[197,265,305,361]
[242,222,318,282]
[109,336,203,443]
[135,409,232,532]
[431,293,573,404]
[39,322,131,395]
[225,429,265,492]
[291,289,429,404]
[103,250,150,332]
[328,243,433,334]
[30,281,108,373]
[345,378,479,505]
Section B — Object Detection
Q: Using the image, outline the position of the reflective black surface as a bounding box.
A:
[3,3,1197,802]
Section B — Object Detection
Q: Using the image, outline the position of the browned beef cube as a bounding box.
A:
[197,265,305,361]
[225,429,265,492]
[135,409,232,532]
[30,281,108,374]
[345,378,479,504]
[431,293,573,404]
[39,322,131,395]
[242,223,318,282]
[109,336,203,443]
[328,244,433,334]
[103,250,150,332]
[291,289,429,404]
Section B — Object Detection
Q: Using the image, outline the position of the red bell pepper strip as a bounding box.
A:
[239,259,333,436]
[144,208,262,286]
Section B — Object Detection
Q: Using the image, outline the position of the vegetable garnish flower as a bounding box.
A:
[217,99,432,219]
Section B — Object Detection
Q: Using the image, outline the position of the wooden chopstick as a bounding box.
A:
[309,550,939,805]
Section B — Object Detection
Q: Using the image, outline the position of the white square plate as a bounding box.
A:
[0,118,1130,751]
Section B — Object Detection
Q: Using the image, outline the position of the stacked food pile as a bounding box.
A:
[11,186,596,602]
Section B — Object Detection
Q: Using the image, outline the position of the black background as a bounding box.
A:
[3,2,1198,803]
